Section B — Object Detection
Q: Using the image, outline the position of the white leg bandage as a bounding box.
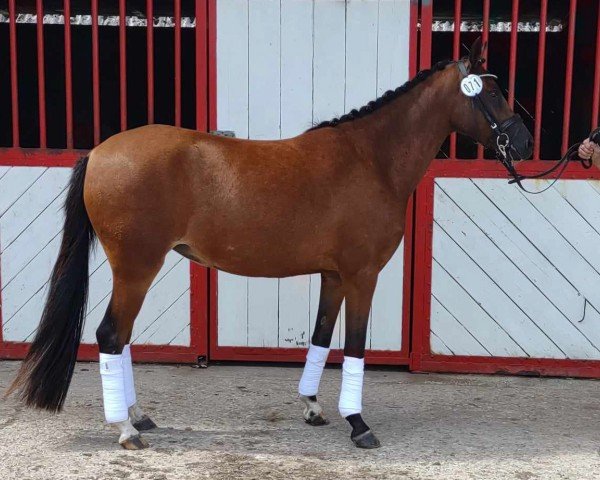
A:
[99,353,129,424]
[298,344,330,397]
[122,344,137,408]
[338,356,365,418]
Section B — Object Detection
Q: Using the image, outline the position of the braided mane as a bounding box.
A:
[309,60,454,131]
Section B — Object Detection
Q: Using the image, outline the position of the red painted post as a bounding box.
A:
[477,0,490,159]
[64,0,74,149]
[36,0,47,148]
[507,0,519,110]
[208,0,217,132]
[92,0,100,145]
[420,2,432,69]
[593,4,600,130]
[449,0,462,159]
[120,0,128,131]
[9,0,19,147]
[533,0,548,160]
[147,0,154,124]
[175,0,182,127]
[561,0,577,156]
[196,0,208,132]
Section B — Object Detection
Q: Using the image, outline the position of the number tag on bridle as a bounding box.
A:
[460,74,483,97]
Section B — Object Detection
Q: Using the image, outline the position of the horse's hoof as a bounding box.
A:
[133,415,157,431]
[304,413,329,426]
[351,430,381,449]
[120,435,150,450]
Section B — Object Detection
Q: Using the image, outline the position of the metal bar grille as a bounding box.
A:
[477,0,491,160]
[533,0,548,160]
[561,0,577,156]
[92,0,100,145]
[449,0,462,159]
[430,0,593,162]
[9,0,19,147]
[36,0,46,148]
[428,19,562,33]
[507,0,519,110]
[64,0,74,149]
[3,0,210,150]
[119,0,127,131]
[174,0,182,127]
[196,0,208,133]
[420,2,433,70]
[0,13,198,27]
[146,0,154,125]
[0,14,559,32]
[594,5,600,130]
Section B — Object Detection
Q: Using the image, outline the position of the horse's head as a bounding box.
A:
[451,38,533,161]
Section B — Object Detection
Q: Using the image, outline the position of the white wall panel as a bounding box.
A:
[216,0,411,350]
[432,178,600,359]
[1,167,191,347]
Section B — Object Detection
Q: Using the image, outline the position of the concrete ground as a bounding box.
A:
[1,361,600,480]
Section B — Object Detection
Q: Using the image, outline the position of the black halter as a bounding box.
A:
[457,62,593,194]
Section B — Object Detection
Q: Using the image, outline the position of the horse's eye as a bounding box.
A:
[489,90,497,98]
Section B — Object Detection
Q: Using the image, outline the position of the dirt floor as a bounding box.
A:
[1,360,600,479]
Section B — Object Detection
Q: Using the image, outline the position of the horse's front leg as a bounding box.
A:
[340,271,380,449]
[119,343,157,432]
[298,272,344,426]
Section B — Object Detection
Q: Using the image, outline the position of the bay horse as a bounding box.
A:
[7,38,532,449]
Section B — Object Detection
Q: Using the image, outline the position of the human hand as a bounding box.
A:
[578,138,598,160]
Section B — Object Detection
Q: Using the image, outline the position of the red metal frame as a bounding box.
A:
[91,0,100,145]
[9,0,19,147]
[593,3,600,130]
[0,1,215,364]
[36,0,47,149]
[448,0,462,158]
[64,0,74,148]
[533,0,548,160]
[410,0,600,378]
[476,0,490,159]
[507,0,519,110]
[410,160,600,379]
[147,0,155,125]
[119,0,127,132]
[174,0,182,127]
[561,0,577,156]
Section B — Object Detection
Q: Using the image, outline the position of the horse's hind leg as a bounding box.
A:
[298,272,344,426]
[96,255,164,450]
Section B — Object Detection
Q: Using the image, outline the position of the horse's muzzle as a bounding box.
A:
[498,115,533,161]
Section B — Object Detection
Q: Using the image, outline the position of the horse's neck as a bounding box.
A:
[343,70,455,199]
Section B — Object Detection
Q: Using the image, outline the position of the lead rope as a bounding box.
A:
[502,143,591,194]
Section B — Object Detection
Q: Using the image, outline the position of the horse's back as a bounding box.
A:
[83,123,400,277]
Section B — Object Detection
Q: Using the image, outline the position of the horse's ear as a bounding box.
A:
[468,37,483,70]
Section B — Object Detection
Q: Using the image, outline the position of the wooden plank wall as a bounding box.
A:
[431,178,600,360]
[0,167,191,346]
[216,0,410,350]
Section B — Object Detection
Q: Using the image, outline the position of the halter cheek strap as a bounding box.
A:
[458,61,514,158]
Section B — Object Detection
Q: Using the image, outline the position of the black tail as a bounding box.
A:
[6,156,96,411]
